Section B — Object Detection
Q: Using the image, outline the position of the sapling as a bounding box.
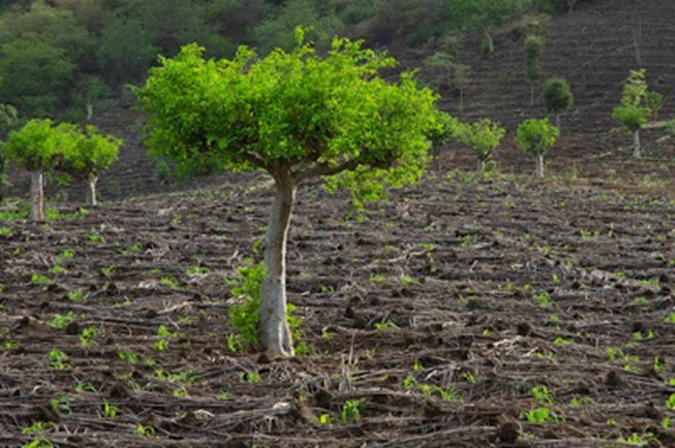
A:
[57,125,121,206]
[524,34,544,107]
[612,69,660,159]
[515,118,559,178]
[137,29,440,357]
[3,119,76,220]
[454,118,505,173]
[543,78,574,130]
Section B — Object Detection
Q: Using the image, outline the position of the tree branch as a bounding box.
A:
[295,158,361,183]
[241,152,268,169]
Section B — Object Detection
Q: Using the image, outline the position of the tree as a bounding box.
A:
[543,77,573,130]
[455,118,505,173]
[57,125,121,206]
[423,51,472,112]
[0,103,19,199]
[611,69,659,159]
[425,111,458,169]
[136,32,440,356]
[515,117,559,178]
[3,119,76,220]
[524,34,544,107]
[448,0,523,54]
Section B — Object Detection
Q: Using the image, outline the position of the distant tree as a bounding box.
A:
[97,19,159,88]
[3,119,77,220]
[423,51,472,112]
[515,117,559,178]
[425,111,458,169]
[448,0,524,54]
[611,69,659,159]
[524,34,544,107]
[136,32,440,356]
[0,103,19,199]
[455,118,505,173]
[57,125,121,206]
[543,77,574,130]
[252,0,342,55]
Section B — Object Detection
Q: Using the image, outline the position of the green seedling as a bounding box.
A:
[79,326,98,346]
[160,276,181,290]
[341,399,365,422]
[134,424,155,438]
[48,312,75,329]
[531,385,554,405]
[665,393,675,410]
[50,396,72,415]
[186,266,209,276]
[22,421,57,436]
[101,265,116,278]
[67,290,86,302]
[30,274,51,285]
[47,349,70,369]
[374,320,398,331]
[22,438,53,448]
[369,273,386,283]
[88,233,105,244]
[533,292,552,308]
[121,243,142,255]
[520,407,559,424]
[101,400,119,419]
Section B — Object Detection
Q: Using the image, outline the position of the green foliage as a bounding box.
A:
[0,2,90,116]
[57,125,121,180]
[137,30,439,204]
[4,119,69,172]
[543,78,574,115]
[252,0,343,55]
[97,19,159,88]
[454,118,505,164]
[515,117,559,156]
[226,260,266,351]
[520,407,559,423]
[524,34,543,82]
[340,399,365,422]
[612,69,658,132]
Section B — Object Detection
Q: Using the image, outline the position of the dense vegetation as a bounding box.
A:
[0,0,580,121]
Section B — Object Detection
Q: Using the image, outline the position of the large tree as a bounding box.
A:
[136,31,440,356]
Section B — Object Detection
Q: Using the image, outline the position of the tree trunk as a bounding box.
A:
[86,102,94,121]
[555,114,561,131]
[30,171,44,221]
[260,170,296,357]
[483,29,494,54]
[86,175,98,207]
[535,153,545,178]
[633,129,641,159]
[477,158,485,173]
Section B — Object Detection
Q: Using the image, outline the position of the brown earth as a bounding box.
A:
[1,152,674,447]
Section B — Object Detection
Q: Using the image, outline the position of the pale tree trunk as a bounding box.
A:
[633,129,641,159]
[483,29,494,54]
[535,153,545,178]
[555,114,561,131]
[30,171,45,221]
[477,158,486,173]
[86,102,94,121]
[260,169,296,357]
[567,0,577,13]
[85,175,98,207]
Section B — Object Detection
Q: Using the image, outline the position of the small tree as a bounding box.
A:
[543,77,574,130]
[425,112,458,170]
[58,125,121,206]
[611,69,659,159]
[4,119,76,220]
[455,118,505,173]
[515,117,559,178]
[136,32,440,357]
[524,34,544,107]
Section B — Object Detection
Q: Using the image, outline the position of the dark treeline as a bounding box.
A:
[0,0,576,121]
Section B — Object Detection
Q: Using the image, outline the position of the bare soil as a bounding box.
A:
[1,142,674,448]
